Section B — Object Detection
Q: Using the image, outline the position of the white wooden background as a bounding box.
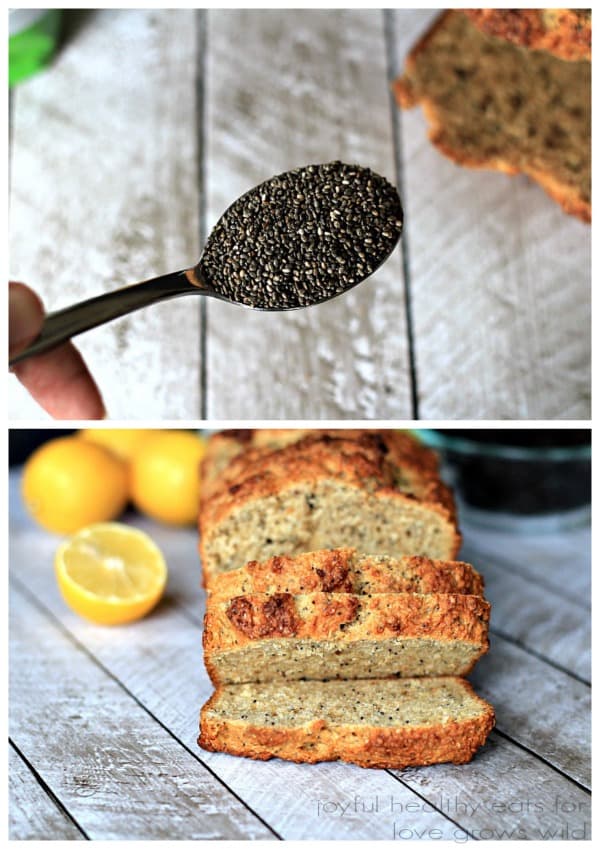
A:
[9,9,591,420]
[9,469,590,840]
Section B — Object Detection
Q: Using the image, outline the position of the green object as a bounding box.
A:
[9,9,62,87]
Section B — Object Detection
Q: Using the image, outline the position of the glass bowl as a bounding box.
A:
[417,429,591,531]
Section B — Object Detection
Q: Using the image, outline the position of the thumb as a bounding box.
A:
[9,282,45,357]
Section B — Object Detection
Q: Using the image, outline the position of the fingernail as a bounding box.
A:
[9,285,44,353]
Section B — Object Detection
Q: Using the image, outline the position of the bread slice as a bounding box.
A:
[465,9,591,61]
[199,431,460,587]
[394,11,590,222]
[203,591,490,685]
[208,547,484,602]
[199,676,495,768]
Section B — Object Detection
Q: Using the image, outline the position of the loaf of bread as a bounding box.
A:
[198,428,495,770]
[199,431,460,587]
[199,677,495,768]
[465,9,591,61]
[394,11,590,222]
[208,547,484,601]
[203,591,490,685]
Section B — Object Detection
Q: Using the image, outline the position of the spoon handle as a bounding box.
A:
[9,268,203,366]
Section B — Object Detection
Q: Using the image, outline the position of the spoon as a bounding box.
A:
[9,161,403,366]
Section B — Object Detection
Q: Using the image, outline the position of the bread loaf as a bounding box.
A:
[394,10,590,222]
[199,677,495,768]
[198,429,494,770]
[208,547,484,602]
[199,431,460,587]
[203,591,490,685]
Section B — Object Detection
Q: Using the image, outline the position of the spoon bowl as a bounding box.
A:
[9,161,403,366]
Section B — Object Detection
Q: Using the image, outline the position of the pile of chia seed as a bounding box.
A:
[196,161,403,309]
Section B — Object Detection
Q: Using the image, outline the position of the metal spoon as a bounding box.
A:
[9,161,403,366]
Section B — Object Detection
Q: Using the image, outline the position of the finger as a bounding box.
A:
[9,282,44,356]
[12,341,106,420]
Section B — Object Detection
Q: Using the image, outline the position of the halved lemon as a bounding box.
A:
[55,523,168,625]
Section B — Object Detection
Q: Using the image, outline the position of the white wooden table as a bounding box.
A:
[9,9,590,421]
[9,469,590,840]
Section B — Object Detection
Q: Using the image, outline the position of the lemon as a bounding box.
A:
[55,523,167,625]
[130,430,206,525]
[79,428,157,462]
[22,437,129,534]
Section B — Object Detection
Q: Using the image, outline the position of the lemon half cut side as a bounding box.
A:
[55,523,168,625]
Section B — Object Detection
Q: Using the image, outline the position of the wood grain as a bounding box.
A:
[469,551,590,681]
[9,9,202,420]
[9,745,84,840]
[203,8,412,418]
[393,733,590,840]
[9,585,273,840]
[390,10,591,419]
[462,523,590,608]
[471,637,590,786]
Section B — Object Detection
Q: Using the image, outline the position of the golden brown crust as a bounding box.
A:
[207,591,490,650]
[208,547,485,601]
[202,429,441,499]
[464,9,591,61]
[204,434,392,520]
[198,678,495,768]
[393,10,591,223]
[226,592,303,638]
[520,161,592,223]
[203,591,490,684]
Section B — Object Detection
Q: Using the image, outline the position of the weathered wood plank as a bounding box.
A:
[392,733,590,841]
[462,522,590,608]
[9,585,273,840]
[9,9,202,420]
[472,554,590,681]
[204,9,412,418]
[391,10,591,419]
[9,745,85,840]
[471,637,590,787]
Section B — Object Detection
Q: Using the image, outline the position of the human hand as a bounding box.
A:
[9,282,105,419]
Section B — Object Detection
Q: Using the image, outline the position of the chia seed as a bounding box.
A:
[196,161,403,309]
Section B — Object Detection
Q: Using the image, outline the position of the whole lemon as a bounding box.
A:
[79,429,157,462]
[130,431,206,525]
[22,437,129,534]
